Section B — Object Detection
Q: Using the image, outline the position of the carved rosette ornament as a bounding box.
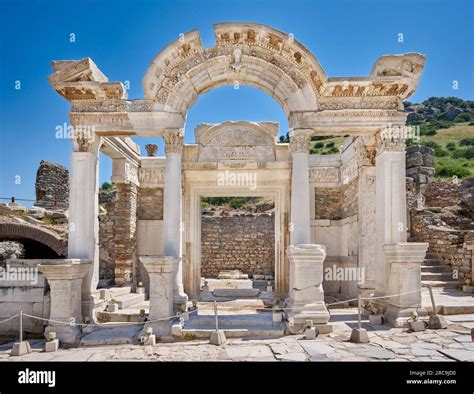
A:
[289,129,312,154]
[376,126,406,154]
[163,129,184,154]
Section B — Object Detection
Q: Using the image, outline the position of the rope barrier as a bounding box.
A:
[21,309,199,328]
[0,314,19,325]
[0,287,428,327]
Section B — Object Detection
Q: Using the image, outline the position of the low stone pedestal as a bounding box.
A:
[38,259,91,344]
[383,243,428,328]
[428,315,448,329]
[11,341,31,356]
[209,330,226,346]
[286,244,331,334]
[349,328,369,343]
[139,256,178,337]
[45,339,60,352]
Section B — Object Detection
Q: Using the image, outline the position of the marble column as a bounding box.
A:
[139,256,178,336]
[38,259,91,344]
[286,244,331,334]
[289,129,312,245]
[68,137,100,319]
[374,130,408,295]
[162,129,188,307]
[354,136,377,290]
[383,242,428,327]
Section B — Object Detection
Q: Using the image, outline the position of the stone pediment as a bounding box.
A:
[194,121,278,162]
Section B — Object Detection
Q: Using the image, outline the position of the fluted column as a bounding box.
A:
[289,129,312,245]
[374,129,408,295]
[162,129,188,306]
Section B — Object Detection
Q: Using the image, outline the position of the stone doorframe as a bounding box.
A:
[183,171,290,298]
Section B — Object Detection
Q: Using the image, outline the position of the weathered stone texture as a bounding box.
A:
[35,160,69,210]
[315,187,341,220]
[201,213,274,278]
[341,177,358,218]
[137,188,164,220]
[410,211,472,283]
[424,182,463,208]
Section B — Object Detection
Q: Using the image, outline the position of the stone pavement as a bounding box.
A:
[0,308,472,362]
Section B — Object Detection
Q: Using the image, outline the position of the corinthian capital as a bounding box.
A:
[376,124,406,154]
[289,129,312,154]
[163,129,184,154]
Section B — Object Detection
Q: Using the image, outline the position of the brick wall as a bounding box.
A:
[201,213,274,278]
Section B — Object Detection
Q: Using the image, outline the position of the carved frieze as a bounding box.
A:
[289,130,311,154]
[309,167,340,183]
[341,157,358,184]
[138,168,165,185]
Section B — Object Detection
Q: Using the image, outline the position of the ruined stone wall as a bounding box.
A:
[35,160,69,210]
[315,187,341,220]
[137,188,164,220]
[99,193,116,281]
[201,213,274,278]
[410,210,472,284]
[424,182,463,208]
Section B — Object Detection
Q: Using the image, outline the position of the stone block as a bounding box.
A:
[409,320,426,332]
[369,314,383,325]
[171,323,183,337]
[139,334,156,346]
[45,339,59,352]
[428,315,448,329]
[406,152,423,169]
[10,341,31,356]
[349,328,369,343]
[272,312,282,323]
[305,327,318,340]
[463,285,474,293]
[209,330,226,346]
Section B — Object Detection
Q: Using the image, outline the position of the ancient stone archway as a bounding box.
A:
[143,23,324,117]
[0,223,67,257]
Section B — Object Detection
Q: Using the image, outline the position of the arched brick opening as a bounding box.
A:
[0,223,67,257]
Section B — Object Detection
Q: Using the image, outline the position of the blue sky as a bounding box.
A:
[0,0,473,203]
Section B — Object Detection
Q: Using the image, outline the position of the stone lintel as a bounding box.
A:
[38,259,91,280]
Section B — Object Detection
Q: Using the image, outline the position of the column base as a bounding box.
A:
[384,305,428,328]
[286,301,331,334]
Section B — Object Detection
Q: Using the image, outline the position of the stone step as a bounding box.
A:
[423,258,439,266]
[109,286,132,298]
[80,326,140,346]
[427,305,474,315]
[421,272,454,281]
[212,288,260,297]
[422,280,463,289]
[114,293,146,309]
[421,265,451,273]
[186,313,275,328]
[96,310,148,323]
[182,325,285,339]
